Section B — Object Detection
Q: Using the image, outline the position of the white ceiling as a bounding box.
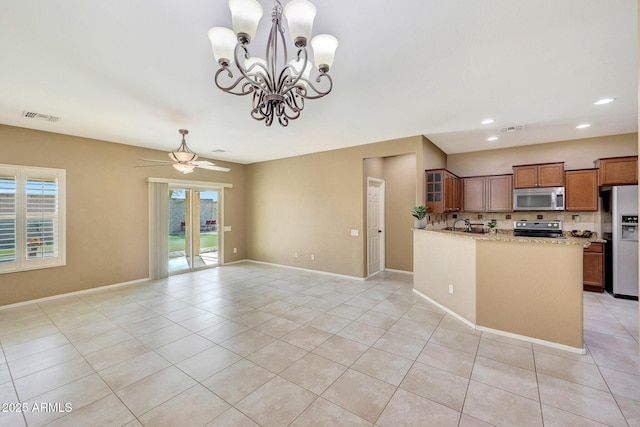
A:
[0,1,637,164]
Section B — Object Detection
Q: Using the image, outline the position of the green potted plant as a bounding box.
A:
[411,206,429,229]
[486,220,497,235]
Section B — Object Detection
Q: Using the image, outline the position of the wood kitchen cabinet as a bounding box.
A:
[565,169,598,211]
[584,242,605,292]
[462,174,513,212]
[425,169,460,214]
[513,162,565,188]
[595,156,638,185]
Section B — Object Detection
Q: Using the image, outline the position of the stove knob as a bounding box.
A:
[548,223,553,227]
[522,222,527,226]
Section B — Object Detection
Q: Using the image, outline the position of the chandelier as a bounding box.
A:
[208,0,338,127]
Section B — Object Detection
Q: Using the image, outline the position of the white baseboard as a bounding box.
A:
[381,268,413,275]
[0,278,150,311]
[412,288,476,329]
[246,260,366,281]
[412,288,586,355]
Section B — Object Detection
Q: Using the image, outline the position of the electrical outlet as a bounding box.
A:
[310,254,315,261]
[294,252,299,258]
[448,284,454,295]
[233,248,237,254]
[537,215,543,220]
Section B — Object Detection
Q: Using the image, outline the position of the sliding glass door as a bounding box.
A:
[168,187,220,273]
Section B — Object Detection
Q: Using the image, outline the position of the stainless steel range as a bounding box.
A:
[513,220,565,239]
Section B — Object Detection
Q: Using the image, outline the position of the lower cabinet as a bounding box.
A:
[584,242,605,292]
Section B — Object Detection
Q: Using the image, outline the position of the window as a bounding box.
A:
[0,165,65,274]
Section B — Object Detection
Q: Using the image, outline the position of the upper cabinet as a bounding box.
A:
[513,162,565,188]
[565,169,598,211]
[595,156,638,186]
[425,169,460,214]
[463,174,513,212]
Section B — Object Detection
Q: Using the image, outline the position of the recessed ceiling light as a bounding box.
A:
[576,123,591,129]
[594,98,615,105]
[487,136,498,141]
[481,119,495,125]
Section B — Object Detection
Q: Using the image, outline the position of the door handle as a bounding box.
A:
[378,230,382,233]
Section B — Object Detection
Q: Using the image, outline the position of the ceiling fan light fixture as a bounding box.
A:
[169,151,197,162]
[172,163,195,174]
[168,129,198,163]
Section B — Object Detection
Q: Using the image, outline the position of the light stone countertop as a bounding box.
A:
[414,228,605,247]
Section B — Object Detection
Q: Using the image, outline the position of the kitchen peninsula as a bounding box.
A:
[413,228,589,351]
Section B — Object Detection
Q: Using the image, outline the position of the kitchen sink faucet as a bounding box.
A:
[452,218,472,232]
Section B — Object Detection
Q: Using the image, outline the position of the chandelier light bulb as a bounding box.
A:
[289,57,313,87]
[208,27,237,66]
[283,0,317,47]
[311,34,338,72]
[229,0,263,43]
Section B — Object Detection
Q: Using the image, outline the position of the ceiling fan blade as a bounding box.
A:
[139,158,174,164]
[195,164,231,172]
[190,160,230,172]
[134,164,172,168]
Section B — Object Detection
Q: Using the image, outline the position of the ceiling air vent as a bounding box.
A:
[499,124,525,133]
[21,111,60,122]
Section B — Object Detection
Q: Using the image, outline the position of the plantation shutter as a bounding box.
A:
[0,165,65,274]
[25,177,58,260]
[0,175,17,266]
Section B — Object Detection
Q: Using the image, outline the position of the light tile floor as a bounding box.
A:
[0,262,638,427]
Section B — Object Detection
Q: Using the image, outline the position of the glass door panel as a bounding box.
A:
[168,187,219,273]
[195,190,219,268]
[168,188,191,273]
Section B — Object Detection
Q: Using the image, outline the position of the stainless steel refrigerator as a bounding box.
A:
[608,185,638,299]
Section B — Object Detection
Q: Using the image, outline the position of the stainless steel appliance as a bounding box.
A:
[513,220,565,239]
[513,187,565,211]
[611,185,638,299]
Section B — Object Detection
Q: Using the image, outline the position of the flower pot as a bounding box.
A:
[414,218,427,229]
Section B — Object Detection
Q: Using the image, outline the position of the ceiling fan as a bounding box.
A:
[136,129,230,174]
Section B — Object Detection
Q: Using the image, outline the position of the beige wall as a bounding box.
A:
[0,125,245,306]
[413,230,477,323]
[447,133,638,177]
[246,136,426,277]
[414,230,584,349]
[477,240,584,349]
[382,154,416,272]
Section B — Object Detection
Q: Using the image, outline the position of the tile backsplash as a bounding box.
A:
[426,211,599,235]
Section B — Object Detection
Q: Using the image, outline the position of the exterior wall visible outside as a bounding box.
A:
[168,199,218,234]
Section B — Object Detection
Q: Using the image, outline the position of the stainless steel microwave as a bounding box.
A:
[513,187,565,211]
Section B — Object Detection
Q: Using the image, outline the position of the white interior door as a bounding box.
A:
[367,178,385,276]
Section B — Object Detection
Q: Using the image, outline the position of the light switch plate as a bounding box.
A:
[223,226,232,232]
[350,229,359,237]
